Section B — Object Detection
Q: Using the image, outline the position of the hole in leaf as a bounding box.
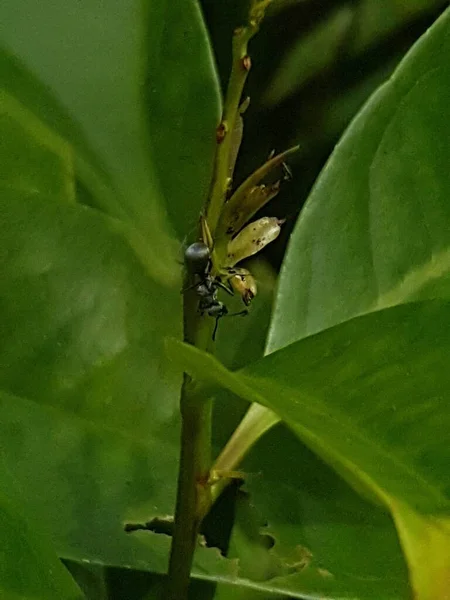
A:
[123,516,174,536]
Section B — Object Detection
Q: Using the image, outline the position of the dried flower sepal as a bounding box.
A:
[218,145,299,239]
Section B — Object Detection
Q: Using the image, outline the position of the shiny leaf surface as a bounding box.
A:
[167,300,450,596]
[268,6,450,350]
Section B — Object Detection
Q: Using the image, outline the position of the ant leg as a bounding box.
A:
[181,277,206,294]
[212,310,248,341]
[181,282,197,293]
[215,279,234,296]
[227,309,249,318]
[212,315,221,341]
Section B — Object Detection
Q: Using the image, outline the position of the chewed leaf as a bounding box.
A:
[226,217,285,266]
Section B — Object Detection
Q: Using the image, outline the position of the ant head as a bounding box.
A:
[184,242,211,276]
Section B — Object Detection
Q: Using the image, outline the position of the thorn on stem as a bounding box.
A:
[242,55,252,71]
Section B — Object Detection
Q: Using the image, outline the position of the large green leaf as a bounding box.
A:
[236,425,408,598]
[0,45,120,215]
[143,0,221,239]
[0,188,256,587]
[0,192,180,563]
[0,0,220,246]
[0,90,74,202]
[210,393,409,598]
[0,463,83,600]
[0,195,181,435]
[220,7,450,599]
[167,300,450,596]
[174,302,450,513]
[0,58,179,577]
[0,2,160,283]
[0,55,273,593]
[268,6,450,350]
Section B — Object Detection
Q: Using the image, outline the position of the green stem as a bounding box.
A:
[166,4,273,598]
[206,2,269,240]
[166,293,214,600]
[166,376,212,600]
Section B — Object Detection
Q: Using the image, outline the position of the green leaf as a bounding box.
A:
[390,502,450,600]
[0,386,242,583]
[237,424,409,598]
[0,90,74,202]
[0,0,179,279]
[0,461,83,600]
[0,45,119,215]
[172,302,450,512]
[0,61,177,578]
[0,0,221,243]
[268,6,450,350]
[0,192,181,569]
[0,195,181,434]
[143,0,221,239]
[0,68,258,587]
[212,390,408,598]
[167,300,450,595]
[64,562,108,600]
[0,191,242,585]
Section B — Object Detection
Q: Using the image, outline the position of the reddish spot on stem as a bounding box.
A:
[216,121,227,144]
[242,55,252,71]
[196,472,210,487]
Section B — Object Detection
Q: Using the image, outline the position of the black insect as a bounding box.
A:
[184,242,247,340]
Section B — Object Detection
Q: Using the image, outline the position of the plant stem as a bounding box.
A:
[166,4,273,598]
[166,293,215,600]
[166,376,212,600]
[206,2,270,241]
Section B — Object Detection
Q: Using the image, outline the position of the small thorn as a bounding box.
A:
[242,55,252,71]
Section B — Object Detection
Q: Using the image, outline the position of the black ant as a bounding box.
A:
[184,242,247,340]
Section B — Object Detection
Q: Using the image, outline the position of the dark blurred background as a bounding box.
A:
[201,0,448,269]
